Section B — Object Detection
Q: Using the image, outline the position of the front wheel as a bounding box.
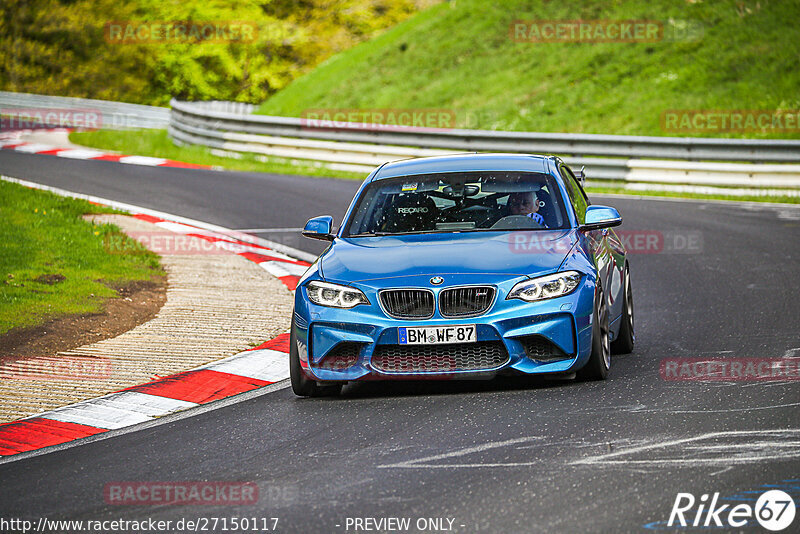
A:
[289,329,342,397]
[611,264,635,355]
[577,283,610,381]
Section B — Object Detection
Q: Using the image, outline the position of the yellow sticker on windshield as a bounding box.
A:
[401,183,418,192]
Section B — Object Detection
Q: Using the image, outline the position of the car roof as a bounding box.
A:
[371,153,556,181]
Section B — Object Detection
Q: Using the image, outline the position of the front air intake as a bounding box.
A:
[318,342,363,370]
[519,336,570,362]
[371,341,509,373]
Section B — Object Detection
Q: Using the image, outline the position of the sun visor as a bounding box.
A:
[482,174,546,193]
[379,178,440,194]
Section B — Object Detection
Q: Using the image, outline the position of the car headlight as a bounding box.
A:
[507,271,582,302]
[306,281,369,308]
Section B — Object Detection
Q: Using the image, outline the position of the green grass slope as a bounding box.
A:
[257,0,800,138]
[0,181,163,335]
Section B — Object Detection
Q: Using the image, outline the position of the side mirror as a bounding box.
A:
[580,205,622,231]
[574,166,586,189]
[302,215,335,241]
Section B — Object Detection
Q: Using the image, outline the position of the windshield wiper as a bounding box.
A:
[347,231,392,237]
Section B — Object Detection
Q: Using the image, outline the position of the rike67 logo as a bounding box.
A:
[668,490,796,531]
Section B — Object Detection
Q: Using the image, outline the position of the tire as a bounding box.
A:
[611,264,635,355]
[577,282,610,381]
[289,328,342,397]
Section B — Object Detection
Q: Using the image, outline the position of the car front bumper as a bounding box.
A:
[293,274,596,382]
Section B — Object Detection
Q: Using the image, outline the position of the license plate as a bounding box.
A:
[398,325,476,345]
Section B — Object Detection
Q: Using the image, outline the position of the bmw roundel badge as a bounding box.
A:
[430,276,444,285]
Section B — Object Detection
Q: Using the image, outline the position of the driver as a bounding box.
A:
[507,191,547,227]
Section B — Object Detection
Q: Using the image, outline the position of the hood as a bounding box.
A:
[320,230,577,282]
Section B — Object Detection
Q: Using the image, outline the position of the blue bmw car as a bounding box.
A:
[290,153,634,396]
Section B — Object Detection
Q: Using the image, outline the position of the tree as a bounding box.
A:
[0,0,425,105]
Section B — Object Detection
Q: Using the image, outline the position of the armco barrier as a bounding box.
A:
[168,99,800,187]
[0,91,169,129]
[626,160,800,188]
[4,92,798,189]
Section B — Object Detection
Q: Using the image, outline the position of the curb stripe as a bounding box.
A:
[131,213,164,224]
[53,148,107,159]
[0,142,212,170]
[161,160,211,169]
[250,332,291,353]
[189,235,273,254]
[35,148,67,156]
[0,177,304,458]
[35,392,199,430]
[123,369,270,404]
[90,154,125,162]
[260,260,310,278]
[0,418,106,454]
[118,155,167,166]
[92,391,198,417]
[274,274,300,291]
[14,143,55,153]
[43,403,152,430]
[201,349,290,383]
[139,214,312,293]
[239,251,309,266]
[0,177,319,262]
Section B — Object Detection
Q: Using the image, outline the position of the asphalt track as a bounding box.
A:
[1,150,799,533]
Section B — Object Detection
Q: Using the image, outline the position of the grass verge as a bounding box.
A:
[0,179,164,335]
[257,0,800,139]
[585,185,799,205]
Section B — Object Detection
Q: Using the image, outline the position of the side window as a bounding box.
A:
[560,165,588,224]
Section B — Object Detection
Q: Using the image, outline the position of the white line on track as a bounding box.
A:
[571,429,800,467]
[378,436,543,469]
[634,401,800,414]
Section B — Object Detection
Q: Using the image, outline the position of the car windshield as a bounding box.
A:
[343,171,569,237]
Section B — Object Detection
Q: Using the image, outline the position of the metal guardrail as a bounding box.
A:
[169,99,800,188]
[0,91,170,129]
[627,160,800,188]
[170,99,800,161]
[2,91,797,193]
